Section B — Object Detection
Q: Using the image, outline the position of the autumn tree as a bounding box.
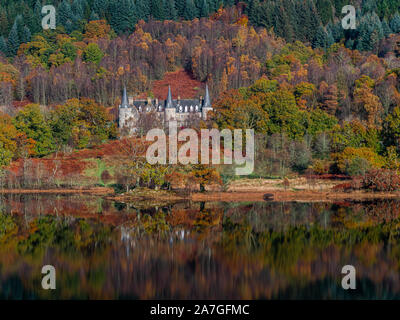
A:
[13,104,56,157]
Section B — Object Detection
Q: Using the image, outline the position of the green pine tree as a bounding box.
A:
[7,22,20,57]
[390,12,400,33]
[109,0,137,34]
[312,26,328,49]
[0,36,7,55]
[184,0,198,20]
[152,0,166,20]
[355,12,383,51]
[175,0,186,16]
[32,0,42,34]
[382,18,392,37]
[165,0,178,20]
[21,26,31,43]
[93,0,109,19]
[315,0,333,25]
[326,29,335,47]
[58,0,74,27]
[90,11,100,21]
[136,0,151,21]
[248,0,262,26]
[72,0,85,20]
[200,0,210,17]
[0,9,8,37]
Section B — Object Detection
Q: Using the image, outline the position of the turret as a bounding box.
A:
[204,84,211,108]
[164,85,176,122]
[120,86,129,108]
[119,86,136,133]
[202,84,213,120]
[166,85,174,109]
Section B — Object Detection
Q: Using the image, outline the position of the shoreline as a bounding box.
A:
[2,186,400,203]
[108,189,400,203]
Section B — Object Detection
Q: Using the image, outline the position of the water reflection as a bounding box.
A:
[0,195,400,299]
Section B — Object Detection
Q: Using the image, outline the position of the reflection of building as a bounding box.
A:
[119,85,213,133]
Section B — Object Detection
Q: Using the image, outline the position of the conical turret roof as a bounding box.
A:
[121,86,129,108]
[166,85,174,108]
[204,84,211,108]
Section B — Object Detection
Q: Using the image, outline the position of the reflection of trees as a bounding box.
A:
[2,199,400,298]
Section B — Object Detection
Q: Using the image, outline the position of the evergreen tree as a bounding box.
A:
[136,0,151,21]
[93,0,109,19]
[109,0,137,34]
[390,12,400,33]
[175,0,186,17]
[382,18,392,37]
[302,0,321,43]
[90,11,100,21]
[14,15,25,42]
[21,26,31,43]
[152,0,166,20]
[7,22,20,56]
[248,0,262,26]
[273,3,294,42]
[22,6,35,35]
[184,0,198,20]
[0,36,7,55]
[362,0,377,14]
[58,0,74,27]
[208,0,217,12]
[0,9,8,37]
[312,26,328,49]
[326,29,335,47]
[330,21,344,42]
[355,12,383,51]
[295,0,320,42]
[315,0,333,25]
[165,0,178,20]
[65,19,74,33]
[200,0,210,17]
[72,0,85,20]
[31,0,43,35]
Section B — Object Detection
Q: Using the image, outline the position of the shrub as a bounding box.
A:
[360,169,400,192]
[312,159,330,175]
[333,147,384,176]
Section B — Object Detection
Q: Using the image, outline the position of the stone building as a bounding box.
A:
[119,85,213,134]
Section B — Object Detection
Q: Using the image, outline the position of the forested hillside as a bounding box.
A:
[1,0,400,58]
[0,1,400,190]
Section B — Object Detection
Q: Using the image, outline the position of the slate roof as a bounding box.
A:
[120,85,212,112]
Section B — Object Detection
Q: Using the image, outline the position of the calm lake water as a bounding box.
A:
[1,194,400,299]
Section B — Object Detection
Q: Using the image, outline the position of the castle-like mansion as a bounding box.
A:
[119,85,213,133]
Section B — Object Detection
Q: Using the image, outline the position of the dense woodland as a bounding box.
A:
[1,2,400,191]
